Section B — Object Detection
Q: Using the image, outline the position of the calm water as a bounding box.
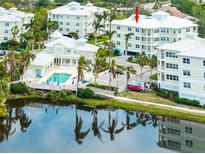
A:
[0,102,205,153]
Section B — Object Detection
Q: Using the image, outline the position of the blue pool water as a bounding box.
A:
[48,73,71,83]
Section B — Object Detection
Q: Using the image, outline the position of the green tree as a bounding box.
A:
[125,65,136,90]
[124,33,133,68]
[93,20,104,45]
[77,56,90,95]
[136,52,148,79]
[148,55,157,82]
[11,25,19,41]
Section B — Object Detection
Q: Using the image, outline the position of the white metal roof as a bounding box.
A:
[31,52,54,66]
[111,11,197,29]
[49,1,107,16]
[50,30,63,39]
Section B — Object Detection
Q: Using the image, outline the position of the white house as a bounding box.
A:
[22,30,99,90]
[48,1,109,37]
[157,33,205,104]
[111,11,198,57]
[0,7,34,43]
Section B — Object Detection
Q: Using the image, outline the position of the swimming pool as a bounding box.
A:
[47,73,71,83]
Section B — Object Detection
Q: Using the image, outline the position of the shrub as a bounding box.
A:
[10,83,27,94]
[113,49,121,56]
[47,90,72,102]
[77,88,95,98]
[175,98,200,107]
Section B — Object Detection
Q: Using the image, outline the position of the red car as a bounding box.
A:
[127,85,145,92]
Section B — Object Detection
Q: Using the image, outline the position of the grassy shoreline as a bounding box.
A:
[5,95,205,124]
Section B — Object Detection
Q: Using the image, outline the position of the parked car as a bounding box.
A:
[0,51,6,56]
[127,85,145,92]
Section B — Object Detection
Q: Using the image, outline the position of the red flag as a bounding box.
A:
[135,5,139,24]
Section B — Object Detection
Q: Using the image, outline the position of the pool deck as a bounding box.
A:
[22,66,93,91]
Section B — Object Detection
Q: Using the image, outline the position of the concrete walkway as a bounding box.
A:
[95,92,205,115]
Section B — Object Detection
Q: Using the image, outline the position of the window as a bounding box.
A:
[59,27,63,31]
[72,59,76,65]
[183,70,191,76]
[128,43,131,47]
[184,82,191,89]
[186,28,190,32]
[183,58,190,64]
[136,36,139,40]
[185,126,192,134]
[117,26,120,30]
[4,37,8,41]
[166,63,178,69]
[154,37,159,42]
[166,52,178,58]
[76,23,80,26]
[161,28,166,33]
[178,29,181,33]
[117,34,121,37]
[154,29,159,33]
[204,73,205,78]
[128,27,132,31]
[117,41,120,45]
[4,30,8,33]
[66,22,70,25]
[136,28,139,32]
[166,74,179,81]
[76,29,79,33]
[186,140,193,147]
[203,60,205,66]
[5,23,9,26]
[60,22,63,25]
[76,16,80,20]
[136,44,140,48]
[168,140,181,149]
[66,28,69,31]
[161,37,166,41]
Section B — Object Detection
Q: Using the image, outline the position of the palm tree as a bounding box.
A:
[24,17,35,33]
[125,65,136,90]
[102,10,110,31]
[18,109,32,133]
[148,55,157,82]
[20,32,35,51]
[93,20,104,45]
[19,49,35,75]
[34,31,47,49]
[6,51,19,81]
[11,25,19,41]
[93,48,107,87]
[124,33,134,68]
[47,19,59,35]
[77,56,90,95]
[109,9,117,32]
[136,52,148,79]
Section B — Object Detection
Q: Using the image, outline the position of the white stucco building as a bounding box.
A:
[157,33,205,104]
[22,30,99,90]
[0,7,34,43]
[111,11,198,57]
[48,1,109,37]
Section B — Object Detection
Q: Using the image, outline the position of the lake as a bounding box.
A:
[0,101,205,153]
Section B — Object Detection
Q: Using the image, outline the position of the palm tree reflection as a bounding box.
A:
[91,107,104,142]
[102,111,124,141]
[122,111,137,130]
[74,106,90,145]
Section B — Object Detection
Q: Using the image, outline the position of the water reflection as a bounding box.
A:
[0,102,205,153]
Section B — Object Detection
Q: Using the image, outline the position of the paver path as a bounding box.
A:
[95,92,205,115]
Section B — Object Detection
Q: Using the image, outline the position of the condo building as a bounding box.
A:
[158,117,205,152]
[111,11,198,57]
[157,34,205,104]
[48,1,109,37]
[0,7,34,43]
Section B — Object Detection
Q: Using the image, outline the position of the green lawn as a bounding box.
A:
[119,91,205,111]
[87,35,109,45]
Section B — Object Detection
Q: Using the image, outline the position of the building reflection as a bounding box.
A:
[158,117,205,153]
